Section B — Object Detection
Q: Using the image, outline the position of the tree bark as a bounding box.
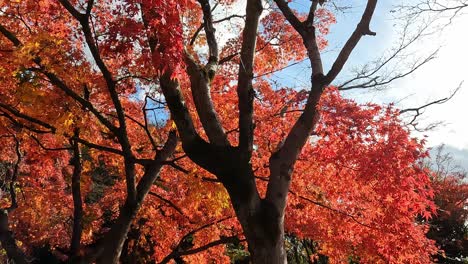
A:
[70,137,83,257]
[0,210,28,264]
[94,132,177,264]
[95,201,137,264]
[239,203,287,264]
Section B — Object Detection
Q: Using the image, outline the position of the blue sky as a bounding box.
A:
[268,0,468,168]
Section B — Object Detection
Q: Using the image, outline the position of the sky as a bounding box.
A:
[268,0,468,168]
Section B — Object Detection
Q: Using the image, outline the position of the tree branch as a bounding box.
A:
[70,133,83,257]
[266,0,379,214]
[237,0,263,160]
[148,191,184,216]
[325,0,378,84]
[184,53,229,146]
[273,0,304,33]
[140,3,199,145]
[400,83,462,131]
[198,0,218,63]
[0,102,55,133]
[72,136,124,156]
[158,216,234,264]
[58,0,133,162]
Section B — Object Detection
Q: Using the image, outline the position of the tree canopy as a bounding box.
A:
[0,0,459,263]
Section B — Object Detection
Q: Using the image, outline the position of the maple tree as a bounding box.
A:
[0,0,443,263]
[424,146,468,263]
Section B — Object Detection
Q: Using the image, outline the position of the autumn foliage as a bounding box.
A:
[0,0,445,263]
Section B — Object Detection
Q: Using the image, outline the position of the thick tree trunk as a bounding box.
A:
[243,212,286,264]
[95,202,136,264]
[221,168,287,264]
[250,240,286,264]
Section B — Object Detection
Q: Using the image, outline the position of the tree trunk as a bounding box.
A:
[180,137,288,264]
[221,168,287,264]
[95,202,136,264]
[0,210,28,264]
[94,131,177,264]
[239,203,287,264]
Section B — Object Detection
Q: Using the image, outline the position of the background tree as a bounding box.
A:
[425,146,468,263]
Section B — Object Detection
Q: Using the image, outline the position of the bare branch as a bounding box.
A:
[338,19,436,91]
[400,82,462,131]
[325,0,378,84]
[339,50,437,90]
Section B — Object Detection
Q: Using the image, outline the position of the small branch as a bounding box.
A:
[400,83,461,114]
[190,15,245,46]
[72,136,124,156]
[31,135,71,151]
[176,236,243,258]
[0,102,56,133]
[124,108,158,151]
[400,83,462,131]
[0,24,22,46]
[158,216,234,264]
[289,190,376,230]
[148,192,184,216]
[219,52,239,64]
[163,161,190,174]
[0,111,52,134]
